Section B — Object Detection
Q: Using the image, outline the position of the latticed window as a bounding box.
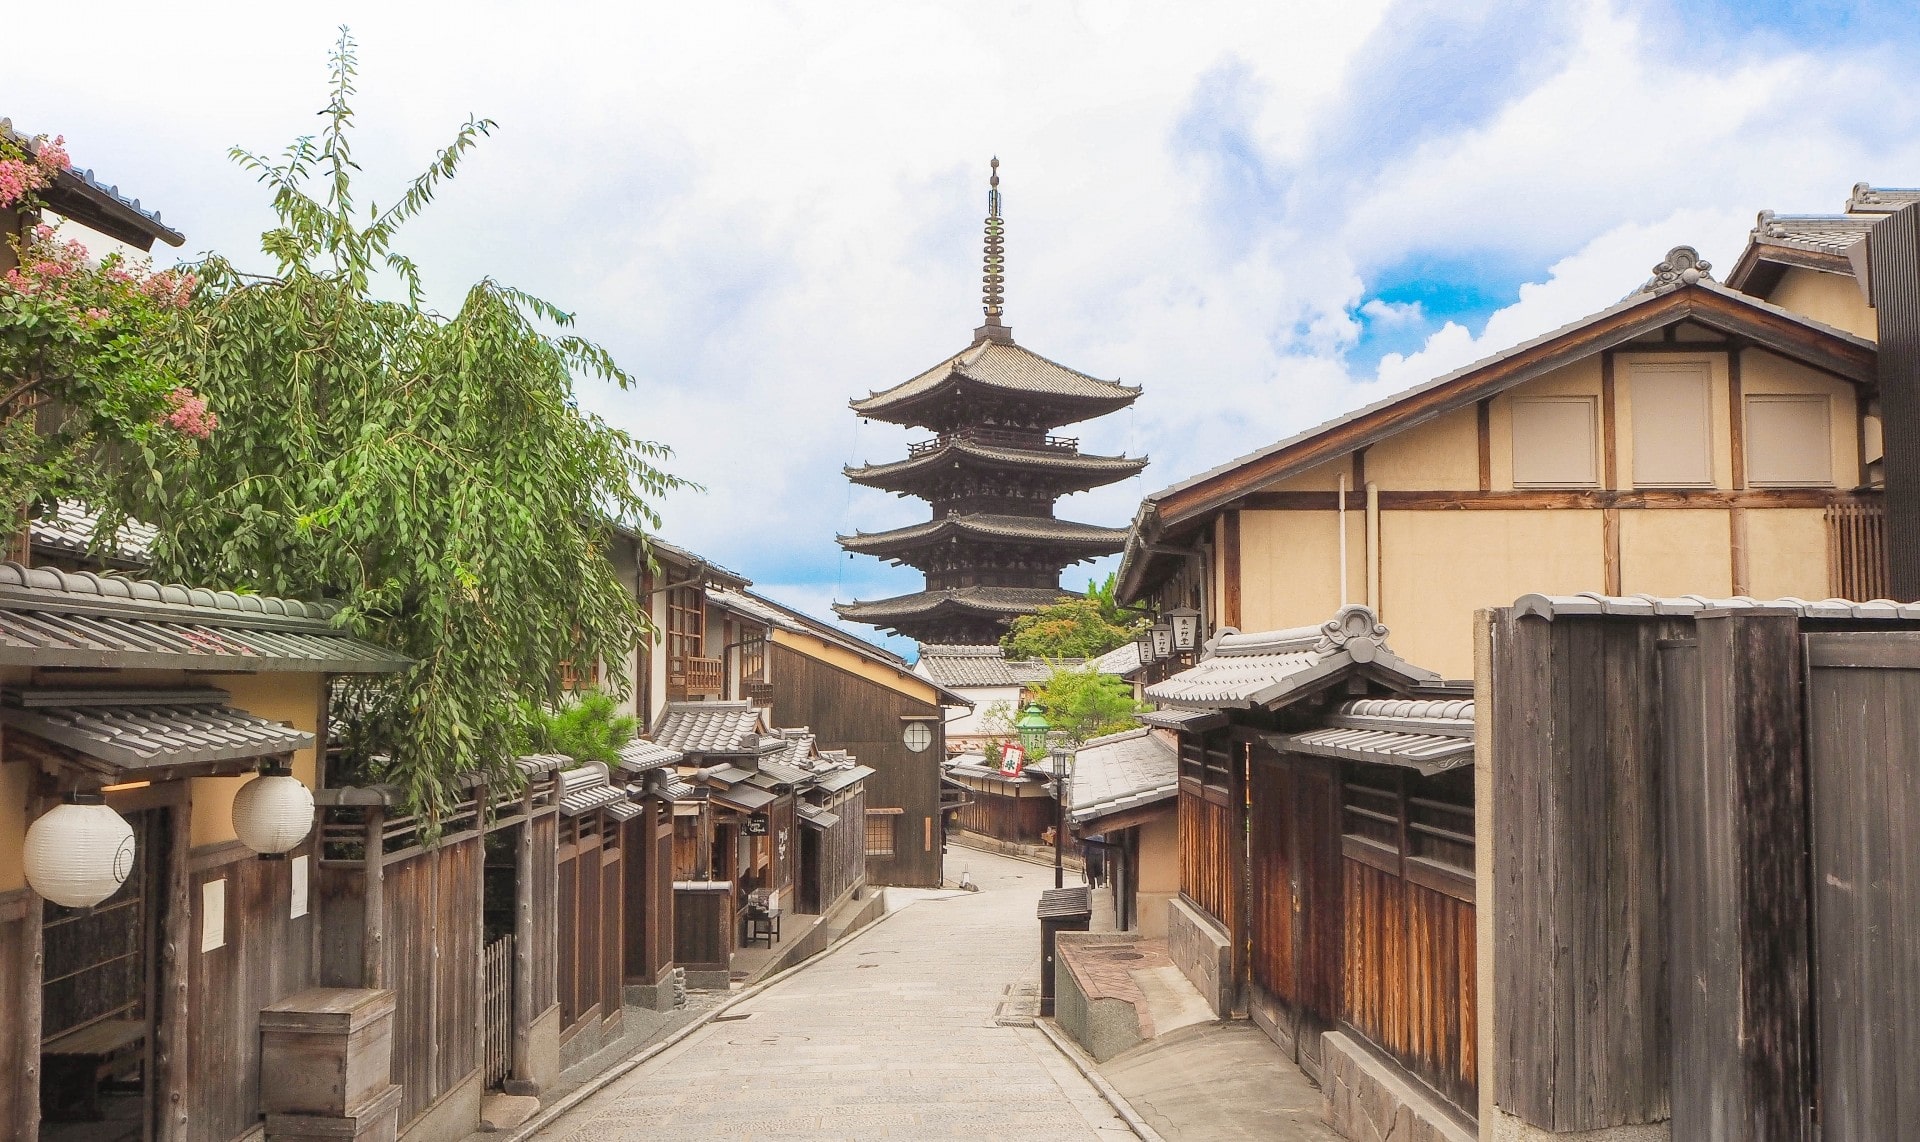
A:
[864,810,898,858]
[666,587,704,663]
[1827,502,1888,601]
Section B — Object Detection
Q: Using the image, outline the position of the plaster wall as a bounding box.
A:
[1258,456,1352,493]
[1379,511,1604,679]
[0,756,26,891]
[1363,405,1481,490]
[1238,509,1359,634]
[934,683,1021,737]
[1612,352,1734,489]
[1134,812,1179,939]
[1744,508,1830,599]
[1486,359,1605,490]
[192,673,325,848]
[1768,267,1876,340]
[1619,510,1733,599]
[1740,349,1860,486]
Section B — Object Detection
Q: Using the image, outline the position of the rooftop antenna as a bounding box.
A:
[976,157,1014,344]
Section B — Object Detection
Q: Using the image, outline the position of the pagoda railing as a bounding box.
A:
[907,427,1079,457]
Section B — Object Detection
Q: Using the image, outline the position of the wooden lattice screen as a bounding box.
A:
[1827,502,1889,601]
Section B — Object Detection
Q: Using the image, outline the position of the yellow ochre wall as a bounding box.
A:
[1134,810,1180,939]
[190,674,325,849]
[1220,353,1863,679]
[1768,267,1877,341]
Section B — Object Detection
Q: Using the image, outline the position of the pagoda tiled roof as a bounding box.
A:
[846,437,1146,495]
[834,585,1072,628]
[850,339,1139,427]
[838,514,1128,559]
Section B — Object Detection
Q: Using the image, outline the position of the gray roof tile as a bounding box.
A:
[649,701,767,756]
[851,339,1139,420]
[1144,605,1438,710]
[1281,698,1475,775]
[1069,728,1178,825]
[0,688,312,780]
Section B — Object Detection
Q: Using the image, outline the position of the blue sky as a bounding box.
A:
[7,0,1919,658]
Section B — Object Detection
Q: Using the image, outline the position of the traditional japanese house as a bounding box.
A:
[590,532,754,725]
[0,119,185,268]
[836,161,1145,644]
[612,738,684,1011]
[1118,243,1882,680]
[1065,727,1178,936]
[0,563,409,1141]
[914,643,1067,751]
[1140,605,1488,1138]
[940,751,1055,846]
[705,588,970,889]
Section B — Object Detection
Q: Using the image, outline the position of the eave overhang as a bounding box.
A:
[838,515,1128,561]
[846,440,1146,495]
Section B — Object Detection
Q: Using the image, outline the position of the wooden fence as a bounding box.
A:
[482,935,512,1088]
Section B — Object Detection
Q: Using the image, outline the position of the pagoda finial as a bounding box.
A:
[976,157,1013,344]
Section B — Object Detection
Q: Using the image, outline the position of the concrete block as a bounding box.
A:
[1164,897,1233,1017]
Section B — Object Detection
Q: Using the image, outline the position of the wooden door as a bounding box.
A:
[1247,753,1341,1073]
[1804,632,1920,1139]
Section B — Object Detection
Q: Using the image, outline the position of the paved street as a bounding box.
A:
[533,848,1134,1140]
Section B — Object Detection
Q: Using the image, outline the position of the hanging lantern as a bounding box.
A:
[24,795,136,909]
[232,763,315,858]
[1165,606,1202,654]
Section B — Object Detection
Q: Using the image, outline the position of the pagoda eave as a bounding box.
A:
[837,515,1128,561]
[844,444,1147,495]
[833,585,1074,625]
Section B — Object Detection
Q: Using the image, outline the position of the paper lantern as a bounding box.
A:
[232,771,315,856]
[25,800,136,909]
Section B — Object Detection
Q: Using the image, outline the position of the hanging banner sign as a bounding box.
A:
[743,815,770,836]
[998,745,1027,777]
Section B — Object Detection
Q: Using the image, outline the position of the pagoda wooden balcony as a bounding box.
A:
[906,427,1079,457]
[670,654,726,698]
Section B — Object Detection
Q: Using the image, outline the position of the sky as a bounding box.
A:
[7,0,1918,656]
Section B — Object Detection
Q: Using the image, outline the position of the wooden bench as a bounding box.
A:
[43,1019,146,1120]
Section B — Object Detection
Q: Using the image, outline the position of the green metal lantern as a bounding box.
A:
[1015,702,1050,761]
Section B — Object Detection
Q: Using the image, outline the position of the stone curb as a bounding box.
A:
[496,891,911,1141]
[1033,1017,1170,1142]
[949,835,1085,874]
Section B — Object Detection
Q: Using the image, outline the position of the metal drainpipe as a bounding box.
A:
[1365,482,1381,611]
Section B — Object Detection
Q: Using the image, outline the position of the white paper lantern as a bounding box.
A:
[232,772,315,856]
[25,801,136,909]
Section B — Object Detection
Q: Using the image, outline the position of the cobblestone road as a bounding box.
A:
[533,848,1134,1141]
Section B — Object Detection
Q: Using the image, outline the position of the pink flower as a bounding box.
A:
[34,136,70,171]
[84,307,110,323]
[30,223,56,243]
[0,159,44,208]
[163,387,218,440]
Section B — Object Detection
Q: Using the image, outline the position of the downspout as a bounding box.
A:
[1366,482,1381,612]
[1338,473,1349,606]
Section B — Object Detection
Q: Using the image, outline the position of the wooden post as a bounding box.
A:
[21,892,41,1138]
[1667,609,1814,1139]
[362,807,386,989]
[156,795,191,1141]
[510,787,536,1091]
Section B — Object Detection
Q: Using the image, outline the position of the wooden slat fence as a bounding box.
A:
[1825,502,1888,601]
[1178,788,1239,937]
[482,935,512,1088]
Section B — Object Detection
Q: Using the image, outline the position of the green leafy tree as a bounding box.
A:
[1029,663,1145,744]
[1000,572,1146,660]
[121,31,691,822]
[517,691,637,768]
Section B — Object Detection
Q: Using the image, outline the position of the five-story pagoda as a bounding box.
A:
[835,161,1145,645]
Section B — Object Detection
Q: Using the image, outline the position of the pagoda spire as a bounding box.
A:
[976,157,1013,345]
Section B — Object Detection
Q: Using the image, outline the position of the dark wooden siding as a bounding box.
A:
[186,839,316,1141]
[1178,786,1238,937]
[1247,752,1342,1071]
[950,784,1054,844]
[623,803,674,986]
[380,832,483,1127]
[528,810,558,1017]
[672,887,730,972]
[0,892,34,1135]
[770,644,945,887]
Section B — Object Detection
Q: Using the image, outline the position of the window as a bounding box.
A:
[863,810,898,858]
[1746,394,1833,487]
[1631,362,1713,487]
[666,587,705,663]
[1511,396,1598,487]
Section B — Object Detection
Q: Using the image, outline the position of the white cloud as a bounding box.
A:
[7,0,1916,643]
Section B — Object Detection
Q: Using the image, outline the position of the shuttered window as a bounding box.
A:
[864,810,897,858]
[1511,396,1598,487]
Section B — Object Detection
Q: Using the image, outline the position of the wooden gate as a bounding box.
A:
[481,936,512,1088]
[1247,750,1342,1077]
[1804,632,1920,1139]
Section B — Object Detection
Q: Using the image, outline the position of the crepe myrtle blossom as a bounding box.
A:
[162,388,218,440]
[0,133,70,210]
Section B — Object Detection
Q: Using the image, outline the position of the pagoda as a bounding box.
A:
[835,160,1146,645]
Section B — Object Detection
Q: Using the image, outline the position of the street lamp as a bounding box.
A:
[1048,735,1076,889]
[1150,619,1174,662]
[1133,626,1157,667]
[1165,606,1201,656]
[1015,702,1050,768]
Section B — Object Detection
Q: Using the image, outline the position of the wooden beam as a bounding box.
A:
[1604,508,1623,595]
[1602,351,1619,491]
[156,797,191,1141]
[1731,507,1751,596]
[1730,346,1747,492]
[1222,511,1242,630]
[1476,400,1492,492]
[1233,488,1874,512]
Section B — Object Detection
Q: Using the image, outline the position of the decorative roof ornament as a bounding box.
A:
[1639,245,1714,295]
[976,157,1014,344]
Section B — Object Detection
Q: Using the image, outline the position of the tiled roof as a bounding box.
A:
[1845,184,1920,214]
[1510,592,1920,621]
[841,514,1127,552]
[631,534,750,589]
[1,119,185,249]
[1751,211,1873,256]
[762,729,817,768]
[756,759,817,787]
[1069,728,1178,826]
[851,339,1140,421]
[1281,698,1475,776]
[30,503,157,565]
[514,754,568,778]
[0,563,407,673]
[618,739,685,774]
[711,784,778,813]
[916,643,1079,687]
[1144,605,1437,710]
[1137,707,1228,732]
[812,764,874,794]
[847,439,1147,490]
[0,688,313,781]
[797,803,842,830]
[649,701,767,756]
[835,586,1074,625]
[1092,641,1143,678]
[943,752,1044,784]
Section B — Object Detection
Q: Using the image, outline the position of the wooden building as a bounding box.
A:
[1065,727,1178,937]
[1142,605,1484,1138]
[1118,244,1882,680]
[835,162,1144,644]
[0,563,409,1141]
[707,589,969,889]
[941,753,1056,846]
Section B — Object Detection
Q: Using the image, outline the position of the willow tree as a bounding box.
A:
[121,32,690,821]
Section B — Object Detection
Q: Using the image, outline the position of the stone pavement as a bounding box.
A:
[1099,1021,1341,1141]
[530,848,1135,1141]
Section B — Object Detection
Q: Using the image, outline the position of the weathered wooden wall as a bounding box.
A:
[1246,752,1342,1073]
[623,802,674,986]
[1491,612,1670,1132]
[950,784,1054,844]
[382,832,482,1127]
[672,887,730,972]
[0,891,33,1135]
[186,839,317,1141]
[770,644,944,887]
[1177,787,1239,938]
[814,787,867,912]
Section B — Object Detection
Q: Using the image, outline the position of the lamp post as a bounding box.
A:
[1048,735,1075,889]
[1015,702,1049,766]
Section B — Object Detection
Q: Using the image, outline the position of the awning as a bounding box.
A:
[812,765,874,795]
[703,764,754,785]
[1277,698,1475,776]
[710,785,777,814]
[604,798,645,822]
[561,785,626,817]
[0,688,313,782]
[618,739,685,774]
[797,804,841,831]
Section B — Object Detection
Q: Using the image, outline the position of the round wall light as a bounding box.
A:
[25,795,136,909]
[232,763,315,858]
